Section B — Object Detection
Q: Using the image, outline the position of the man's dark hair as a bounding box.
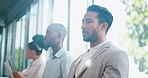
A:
[87,5,113,34]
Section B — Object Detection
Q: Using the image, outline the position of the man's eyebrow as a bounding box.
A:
[82,18,92,22]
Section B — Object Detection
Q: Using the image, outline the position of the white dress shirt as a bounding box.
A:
[43,48,73,78]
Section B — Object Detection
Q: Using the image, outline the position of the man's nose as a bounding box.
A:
[81,23,86,29]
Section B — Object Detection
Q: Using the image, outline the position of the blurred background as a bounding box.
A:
[0,0,147,78]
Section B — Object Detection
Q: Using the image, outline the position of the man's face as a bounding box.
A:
[81,11,100,42]
[44,26,58,48]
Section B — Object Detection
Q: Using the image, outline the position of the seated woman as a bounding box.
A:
[12,34,47,78]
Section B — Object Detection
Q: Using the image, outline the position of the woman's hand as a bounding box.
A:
[13,71,25,78]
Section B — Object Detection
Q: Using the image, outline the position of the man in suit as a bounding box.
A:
[68,5,129,78]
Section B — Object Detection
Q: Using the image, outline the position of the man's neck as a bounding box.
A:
[90,38,106,47]
[52,45,63,55]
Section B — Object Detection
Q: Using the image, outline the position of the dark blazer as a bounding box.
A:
[68,41,129,78]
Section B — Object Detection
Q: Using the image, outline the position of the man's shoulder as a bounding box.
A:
[60,50,73,61]
[110,44,127,54]
[100,42,128,59]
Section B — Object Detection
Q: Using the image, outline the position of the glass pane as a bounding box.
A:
[14,16,26,71]
[15,19,22,71]
[7,23,13,58]
[0,27,2,76]
[53,0,68,49]
[94,0,148,78]
[42,0,53,35]
[70,0,88,59]
[21,15,26,49]
[94,0,126,48]
[0,27,2,54]
[4,22,14,76]
[42,0,49,35]
[29,3,38,42]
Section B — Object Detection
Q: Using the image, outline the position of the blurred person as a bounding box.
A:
[68,5,129,78]
[43,23,73,78]
[12,34,46,78]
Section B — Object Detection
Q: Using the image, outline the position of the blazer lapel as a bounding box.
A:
[91,41,112,62]
[76,64,87,78]
[74,42,112,78]
[68,55,83,78]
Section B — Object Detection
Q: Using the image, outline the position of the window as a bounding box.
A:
[29,2,39,42]
[70,0,88,58]
[94,0,148,78]
[14,15,26,71]
[53,0,68,49]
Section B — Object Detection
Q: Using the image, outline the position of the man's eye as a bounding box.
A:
[82,19,93,24]
[86,20,93,23]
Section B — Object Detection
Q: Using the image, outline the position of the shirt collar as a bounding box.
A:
[53,47,65,58]
[90,40,109,51]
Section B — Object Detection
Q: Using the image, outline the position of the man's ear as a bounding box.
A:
[57,33,61,39]
[101,22,108,30]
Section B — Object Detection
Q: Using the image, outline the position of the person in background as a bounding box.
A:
[43,23,73,78]
[12,34,46,78]
[68,5,129,78]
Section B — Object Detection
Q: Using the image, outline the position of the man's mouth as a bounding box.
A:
[82,30,88,36]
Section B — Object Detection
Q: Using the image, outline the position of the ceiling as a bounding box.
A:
[0,0,19,15]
